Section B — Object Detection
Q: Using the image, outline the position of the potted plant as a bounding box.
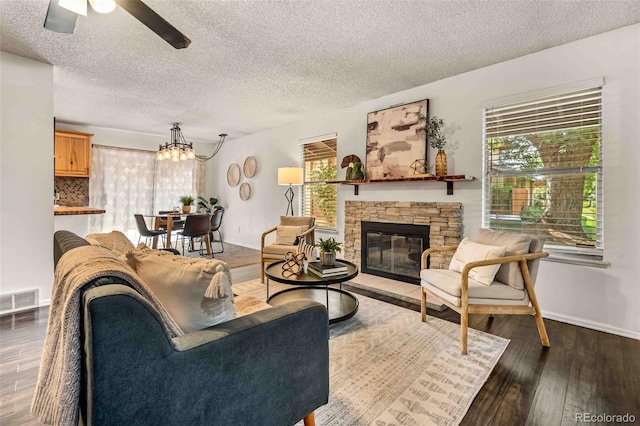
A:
[416,113,448,176]
[197,196,223,213]
[179,195,194,214]
[316,237,342,266]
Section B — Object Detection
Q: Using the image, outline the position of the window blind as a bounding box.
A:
[301,138,337,229]
[483,86,603,256]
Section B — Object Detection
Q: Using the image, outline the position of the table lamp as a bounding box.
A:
[278,167,304,216]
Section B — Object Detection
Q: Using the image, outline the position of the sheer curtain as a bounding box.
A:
[89,146,156,235]
[153,158,205,212]
[89,146,205,239]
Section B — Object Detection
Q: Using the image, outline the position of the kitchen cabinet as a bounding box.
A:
[54,130,93,177]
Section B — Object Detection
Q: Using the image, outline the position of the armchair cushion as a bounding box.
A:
[448,238,506,285]
[477,229,532,289]
[275,225,309,245]
[262,244,298,258]
[126,247,236,333]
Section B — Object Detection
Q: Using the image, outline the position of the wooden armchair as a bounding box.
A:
[261,216,316,283]
[420,229,550,354]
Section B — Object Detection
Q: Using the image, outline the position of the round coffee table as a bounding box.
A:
[265,259,359,324]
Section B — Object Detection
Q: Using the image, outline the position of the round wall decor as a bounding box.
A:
[227,163,241,187]
[239,182,251,201]
[243,156,258,178]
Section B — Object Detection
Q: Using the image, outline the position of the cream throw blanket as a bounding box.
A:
[31,246,184,426]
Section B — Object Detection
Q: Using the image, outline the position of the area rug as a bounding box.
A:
[181,242,260,269]
[233,279,509,426]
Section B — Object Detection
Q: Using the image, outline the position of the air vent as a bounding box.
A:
[0,289,39,315]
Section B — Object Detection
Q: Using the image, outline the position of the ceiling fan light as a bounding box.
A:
[88,0,116,14]
[58,0,87,16]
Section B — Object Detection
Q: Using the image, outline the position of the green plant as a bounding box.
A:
[315,237,342,254]
[198,196,222,213]
[416,113,448,150]
[519,204,544,223]
[179,195,194,206]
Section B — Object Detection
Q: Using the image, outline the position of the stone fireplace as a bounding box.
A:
[344,201,462,282]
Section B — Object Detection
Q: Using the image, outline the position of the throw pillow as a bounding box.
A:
[125,249,236,333]
[476,229,532,289]
[449,238,507,285]
[275,225,308,245]
[85,230,135,257]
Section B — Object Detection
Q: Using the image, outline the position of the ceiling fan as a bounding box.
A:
[44,0,191,49]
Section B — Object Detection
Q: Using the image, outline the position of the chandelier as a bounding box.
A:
[156,123,227,162]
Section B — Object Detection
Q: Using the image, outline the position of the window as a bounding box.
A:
[483,82,603,260]
[302,138,337,230]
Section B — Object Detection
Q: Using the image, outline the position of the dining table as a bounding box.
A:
[143,213,213,256]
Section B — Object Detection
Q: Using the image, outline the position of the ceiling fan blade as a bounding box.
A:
[114,0,191,49]
[44,0,78,34]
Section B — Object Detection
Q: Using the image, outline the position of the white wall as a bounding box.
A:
[212,24,640,338]
[1,53,54,305]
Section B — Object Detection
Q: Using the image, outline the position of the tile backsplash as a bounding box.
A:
[55,177,89,206]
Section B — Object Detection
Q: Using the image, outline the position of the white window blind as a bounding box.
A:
[483,85,603,257]
[301,138,337,230]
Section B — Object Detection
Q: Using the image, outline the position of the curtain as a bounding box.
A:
[153,158,204,212]
[89,146,156,235]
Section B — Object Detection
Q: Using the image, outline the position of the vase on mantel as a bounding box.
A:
[435,150,448,176]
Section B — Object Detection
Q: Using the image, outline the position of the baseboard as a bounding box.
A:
[40,298,51,308]
[541,310,640,340]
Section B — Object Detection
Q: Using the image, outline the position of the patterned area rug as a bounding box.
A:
[233,279,509,426]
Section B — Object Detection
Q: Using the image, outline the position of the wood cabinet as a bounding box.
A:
[54,130,93,177]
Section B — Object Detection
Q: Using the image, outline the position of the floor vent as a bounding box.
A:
[0,289,39,315]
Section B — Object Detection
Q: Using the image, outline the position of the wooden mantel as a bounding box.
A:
[327,175,476,195]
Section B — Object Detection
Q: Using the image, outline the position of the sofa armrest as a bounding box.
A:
[82,285,329,426]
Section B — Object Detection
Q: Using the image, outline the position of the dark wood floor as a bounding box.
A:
[1,284,639,426]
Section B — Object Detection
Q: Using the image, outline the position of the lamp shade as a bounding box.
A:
[278,167,304,186]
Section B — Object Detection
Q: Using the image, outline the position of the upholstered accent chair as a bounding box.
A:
[420,229,550,355]
[261,216,316,283]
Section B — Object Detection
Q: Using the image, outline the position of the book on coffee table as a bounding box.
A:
[308,261,348,277]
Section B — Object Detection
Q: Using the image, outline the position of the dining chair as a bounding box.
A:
[134,214,167,246]
[208,209,224,254]
[178,214,212,256]
[158,210,185,248]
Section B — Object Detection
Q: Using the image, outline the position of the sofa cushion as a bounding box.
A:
[477,229,532,289]
[275,225,308,245]
[125,247,236,333]
[448,238,506,285]
[85,231,135,257]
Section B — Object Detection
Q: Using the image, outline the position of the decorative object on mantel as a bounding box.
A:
[227,163,241,187]
[341,154,362,181]
[277,167,304,216]
[366,99,429,180]
[415,114,450,176]
[179,195,194,214]
[243,156,258,178]
[316,237,343,266]
[156,123,227,162]
[410,159,434,177]
[239,182,252,201]
[352,161,365,180]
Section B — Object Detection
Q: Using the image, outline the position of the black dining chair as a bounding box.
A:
[134,214,167,246]
[179,214,212,256]
[209,209,224,254]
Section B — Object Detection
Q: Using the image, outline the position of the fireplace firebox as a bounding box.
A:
[361,221,430,284]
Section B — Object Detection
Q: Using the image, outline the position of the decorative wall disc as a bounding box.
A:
[239,182,251,201]
[227,163,241,187]
[243,156,258,178]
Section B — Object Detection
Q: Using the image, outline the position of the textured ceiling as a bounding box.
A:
[1,0,639,143]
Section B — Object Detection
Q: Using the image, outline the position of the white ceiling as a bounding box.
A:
[1,0,639,143]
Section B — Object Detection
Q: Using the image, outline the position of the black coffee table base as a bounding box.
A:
[267,286,359,324]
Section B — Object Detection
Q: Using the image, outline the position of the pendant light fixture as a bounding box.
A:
[156,123,227,162]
